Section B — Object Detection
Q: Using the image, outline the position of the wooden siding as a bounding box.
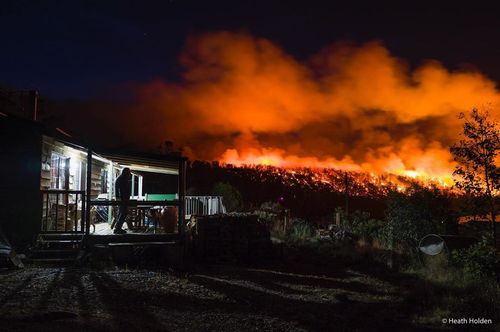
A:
[40,137,107,230]
[41,136,106,196]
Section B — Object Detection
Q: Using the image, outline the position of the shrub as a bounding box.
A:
[259,201,283,214]
[343,210,383,241]
[288,219,315,242]
[381,185,448,250]
[212,182,243,212]
[256,201,283,225]
[451,235,499,280]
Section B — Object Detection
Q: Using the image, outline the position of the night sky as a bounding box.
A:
[2,1,500,99]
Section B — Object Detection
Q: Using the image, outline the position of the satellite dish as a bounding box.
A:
[419,234,445,256]
[417,234,449,269]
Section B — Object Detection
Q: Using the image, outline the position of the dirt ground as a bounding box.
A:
[0,252,496,332]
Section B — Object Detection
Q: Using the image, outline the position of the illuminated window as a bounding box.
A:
[50,153,69,189]
[70,159,86,190]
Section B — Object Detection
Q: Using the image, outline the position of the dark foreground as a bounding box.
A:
[0,251,497,332]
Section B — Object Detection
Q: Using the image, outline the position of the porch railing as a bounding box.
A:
[185,196,226,216]
[89,199,183,233]
[41,190,86,233]
[39,193,225,234]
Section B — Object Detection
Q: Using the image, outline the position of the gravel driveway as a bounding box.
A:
[0,255,490,331]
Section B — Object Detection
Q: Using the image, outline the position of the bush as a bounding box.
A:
[256,201,283,224]
[212,182,243,212]
[257,201,292,239]
[343,210,383,241]
[381,185,448,250]
[451,235,499,280]
[288,219,315,242]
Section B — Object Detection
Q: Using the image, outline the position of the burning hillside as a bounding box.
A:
[215,163,450,197]
[188,162,453,201]
[219,147,455,187]
[187,162,453,219]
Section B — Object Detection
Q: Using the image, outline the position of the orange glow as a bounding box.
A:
[220,148,362,170]
[219,146,455,189]
[111,32,499,186]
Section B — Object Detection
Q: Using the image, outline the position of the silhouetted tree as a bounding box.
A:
[212,182,243,212]
[382,185,448,250]
[450,108,499,245]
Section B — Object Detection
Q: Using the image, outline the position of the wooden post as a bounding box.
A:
[178,158,187,234]
[283,209,289,232]
[85,149,92,235]
[344,172,349,215]
[131,173,135,198]
[74,194,78,232]
[107,161,113,225]
[64,158,70,231]
[55,192,59,231]
[138,174,143,199]
[44,192,49,231]
[81,192,86,233]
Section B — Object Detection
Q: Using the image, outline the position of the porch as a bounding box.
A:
[39,134,188,236]
[35,136,228,266]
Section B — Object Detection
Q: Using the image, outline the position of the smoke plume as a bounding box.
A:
[61,31,500,182]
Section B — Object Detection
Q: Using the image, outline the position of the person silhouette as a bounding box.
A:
[114,167,131,234]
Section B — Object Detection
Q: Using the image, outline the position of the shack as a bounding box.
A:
[0,113,190,255]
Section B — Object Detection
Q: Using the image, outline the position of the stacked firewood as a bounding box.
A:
[191,213,272,263]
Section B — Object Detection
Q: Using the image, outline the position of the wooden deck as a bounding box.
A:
[92,222,160,235]
[92,220,180,235]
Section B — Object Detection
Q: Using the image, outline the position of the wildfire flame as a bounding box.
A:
[219,146,455,189]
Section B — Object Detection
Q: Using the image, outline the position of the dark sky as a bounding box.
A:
[1,1,499,99]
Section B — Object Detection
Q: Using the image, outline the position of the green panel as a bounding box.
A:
[146,193,177,201]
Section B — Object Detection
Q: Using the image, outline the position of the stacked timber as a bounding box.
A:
[192,213,272,263]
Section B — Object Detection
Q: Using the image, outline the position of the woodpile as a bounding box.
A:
[190,213,272,263]
[156,207,179,233]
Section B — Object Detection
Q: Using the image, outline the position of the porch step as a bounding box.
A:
[37,241,81,251]
[106,241,184,265]
[40,240,81,244]
[33,233,84,259]
[39,233,84,241]
[108,241,177,247]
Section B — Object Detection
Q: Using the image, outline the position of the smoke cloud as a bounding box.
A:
[60,31,500,181]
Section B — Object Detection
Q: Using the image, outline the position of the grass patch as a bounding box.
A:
[281,237,499,330]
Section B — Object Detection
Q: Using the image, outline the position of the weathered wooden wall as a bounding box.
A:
[40,137,107,231]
